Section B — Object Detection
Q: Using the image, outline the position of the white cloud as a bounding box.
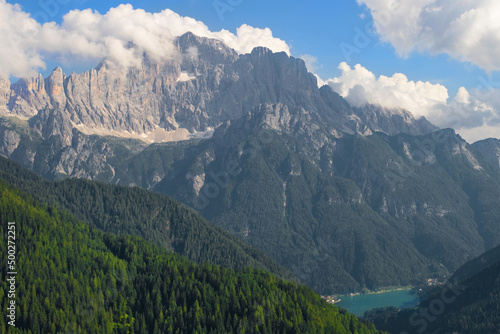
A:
[357,0,500,71]
[215,24,290,55]
[326,62,449,117]
[458,124,500,143]
[0,1,46,78]
[429,85,500,142]
[0,1,290,78]
[322,62,500,142]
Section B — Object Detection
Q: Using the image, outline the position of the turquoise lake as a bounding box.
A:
[337,289,419,317]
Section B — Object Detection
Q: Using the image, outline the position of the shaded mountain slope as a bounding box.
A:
[0,179,384,333]
[366,243,500,334]
[0,156,293,279]
[148,106,500,294]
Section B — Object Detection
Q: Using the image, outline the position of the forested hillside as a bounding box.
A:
[366,244,500,333]
[0,156,292,279]
[0,179,383,333]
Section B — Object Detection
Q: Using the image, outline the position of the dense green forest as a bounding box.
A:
[0,156,293,280]
[365,244,500,333]
[0,179,383,333]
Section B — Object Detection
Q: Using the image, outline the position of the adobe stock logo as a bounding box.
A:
[192,129,275,210]
[383,130,449,189]
[191,160,241,210]
[32,0,89,24]
[339,10,393,63]
[399,279,466,334]
[213,0,244,21]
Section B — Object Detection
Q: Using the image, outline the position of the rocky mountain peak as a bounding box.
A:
[177,31,198,43]
[11,74,45,100]
[0,76,10,113]
[176,32,238,63]
[353,104,439,136]
[0,31,441,144]
[472,138,500,172]
[250,46,273,57]
[7,74,49,118]
[47,67,66,108]
[0,76,10,92]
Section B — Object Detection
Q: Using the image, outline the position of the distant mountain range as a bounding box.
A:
[1,32,499,294]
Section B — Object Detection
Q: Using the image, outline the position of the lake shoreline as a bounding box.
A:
[336,287,420,317]
[334,286,415,298]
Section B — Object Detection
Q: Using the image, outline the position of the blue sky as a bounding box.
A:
[4,0,500,141]
[13,0,484,93]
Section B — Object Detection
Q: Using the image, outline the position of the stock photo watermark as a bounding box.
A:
[293,234,341,282]
[384,130,449,189]
[339,9,393,63]
[383,70,500,189]
[31,0,89,24]
[213,0,243,21]
[6,221,17,327]
[399,279,466,334]
[191,129,275,210]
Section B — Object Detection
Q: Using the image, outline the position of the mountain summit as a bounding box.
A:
[1,32,436,146]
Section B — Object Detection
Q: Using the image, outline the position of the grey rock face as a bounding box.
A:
[10,74,51,118]
[0,32,438,146]
[50,129,115,179]
[353,104,439,136]
[473,138,500,172]
[0,128,21,156]
[47,67,67,109]
[0,76,10,113]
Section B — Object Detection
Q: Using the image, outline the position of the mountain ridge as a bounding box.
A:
[149,105,500,293]
[0,32,438,146]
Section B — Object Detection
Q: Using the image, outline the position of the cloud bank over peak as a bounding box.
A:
[321,62,500,143]
[357,0,500,71]
[0,1,290,78]
[328,62,449,117]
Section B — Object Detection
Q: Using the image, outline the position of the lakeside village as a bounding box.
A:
[321,295,342,304]
[321,277,444,304]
